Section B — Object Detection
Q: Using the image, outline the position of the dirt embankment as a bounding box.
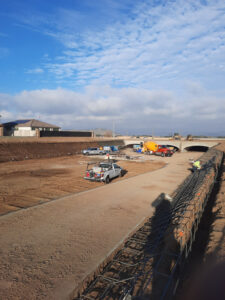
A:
[0,138,125,163]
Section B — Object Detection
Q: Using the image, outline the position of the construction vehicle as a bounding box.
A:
[186,134,193,141]
[141,142,173,157]
[173,133,181,140]
[141,141,159,154]
[154,145,173,157]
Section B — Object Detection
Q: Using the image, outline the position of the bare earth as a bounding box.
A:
[0,151,202,299]
[0,153,164,215]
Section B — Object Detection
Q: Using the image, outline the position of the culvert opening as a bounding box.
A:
[185,146,209,152]
[165,144,180,152]
[125,143,140,149]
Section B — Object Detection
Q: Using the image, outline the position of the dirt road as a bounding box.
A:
[0,152,202,300]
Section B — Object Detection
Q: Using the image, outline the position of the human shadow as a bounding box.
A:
[133,193,179,300]
[150,194,179,300]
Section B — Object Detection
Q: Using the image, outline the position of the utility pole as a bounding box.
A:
[112,121,115,138]
[0,115,3,137]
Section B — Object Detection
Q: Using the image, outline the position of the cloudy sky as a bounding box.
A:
[0,0,225,135]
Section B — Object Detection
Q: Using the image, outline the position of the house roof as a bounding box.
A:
[3,119,60,129]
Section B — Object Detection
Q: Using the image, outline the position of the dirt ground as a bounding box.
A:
[0,150,203,300]
[0,138,224,300]
[0,153,165,215]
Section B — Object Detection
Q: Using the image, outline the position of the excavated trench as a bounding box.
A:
[175,153,225,300]
[71,148,223,300]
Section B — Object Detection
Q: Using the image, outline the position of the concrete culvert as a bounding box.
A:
[165,144,180,152]
[184,146,209,152]
[126,144,136,149]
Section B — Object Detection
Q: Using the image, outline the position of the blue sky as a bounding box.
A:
[0,0,225,135]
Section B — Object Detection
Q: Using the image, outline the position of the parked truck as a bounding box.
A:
[101,145,119,154]
[84,161,124,183]
[141,142,173,157]
[154,145,173,157]
[82,147,106,155]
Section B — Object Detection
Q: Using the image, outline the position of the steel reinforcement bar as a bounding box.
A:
[72,148,223,300]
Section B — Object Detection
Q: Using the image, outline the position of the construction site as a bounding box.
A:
[0,137,224,300]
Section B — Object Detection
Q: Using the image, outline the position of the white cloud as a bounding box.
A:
[13,0,225,92]
[2,0,225,135]
[25,68,44,74]
[0,85,224,135]
[34,0,225,92]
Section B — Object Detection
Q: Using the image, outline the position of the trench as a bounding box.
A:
[175,154,225,299]
[71,148,223,300]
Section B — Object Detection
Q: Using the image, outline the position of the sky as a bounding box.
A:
[0,0,225,136]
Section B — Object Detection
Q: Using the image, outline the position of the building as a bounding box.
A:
[1,119,60,137]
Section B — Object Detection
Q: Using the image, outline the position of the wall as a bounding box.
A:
[14,127,36,137]
[40,131,93,137]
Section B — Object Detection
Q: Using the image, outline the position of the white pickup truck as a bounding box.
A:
[84,162,124,183]
[82,147,106,155]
